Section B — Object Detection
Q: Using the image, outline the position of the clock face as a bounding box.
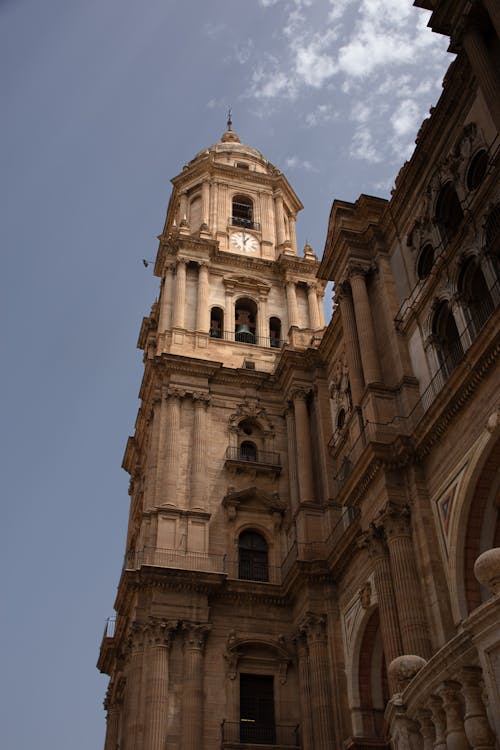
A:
[230,231,259,253]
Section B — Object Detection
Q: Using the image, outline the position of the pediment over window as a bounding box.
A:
[224,630,292,683]
[223,275,271,297]
[223,486,285,521]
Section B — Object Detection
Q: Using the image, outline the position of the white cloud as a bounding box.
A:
[285,155,319,172]
[350,128,382,164]
[305,103,337,127]
[294,43,337,87]
[391,98,422,137]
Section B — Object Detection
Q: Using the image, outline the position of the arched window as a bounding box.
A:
[484,204,500,282]
[269,317,281,348]
[417,243,434,280]
[235,297,257,343]
[458,258,494,337]
[435,182,463,244]
[432,301,464,377]
[232,195,254,229]
[210,307,224,338]
[238,530,269,581]
[239,440,257,462]
[466,149,488,192]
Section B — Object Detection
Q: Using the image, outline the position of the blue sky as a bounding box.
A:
[2,1,450,747]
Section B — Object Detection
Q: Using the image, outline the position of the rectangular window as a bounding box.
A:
[240,674,275,744]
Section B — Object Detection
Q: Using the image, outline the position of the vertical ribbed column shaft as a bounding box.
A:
[438,681,471,750]
[380,504,431,658]
[143,622,176,750]
[483,0,500,40]
[307,283,321,329]
[350,269,382,384]
[190,395,208,509]
[179,192,188,224]
[295,635,314,750]
[292,390,315,503]
[257,295,268,343]
[285,406,299,513]
[196,263,209,332]
[317,289,326,327]
[463,26,500,132]
[460,667,496,750]
[144,396,161,511]
[104,705,120,750]
[338,287,364,405]
[154,390,169,506]
[209,181,218,232]
[164,390,183,504]
[290,215,298,254]
[225,289,235,338]
[360,529,403,675]
[286,281,300,328]
[201,181,210,226]
[123,629,144,750]
[172,259,187,329]
[182,624,210,750]
[158,265,174,334]
[301,615,334,750]
[274,194,286,246]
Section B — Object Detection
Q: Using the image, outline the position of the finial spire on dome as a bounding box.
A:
[220,108,240,144]
[227,107,232,131]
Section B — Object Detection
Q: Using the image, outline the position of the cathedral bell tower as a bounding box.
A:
[98,124,327,750]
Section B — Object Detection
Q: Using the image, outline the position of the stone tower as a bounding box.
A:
[98,123,331,750]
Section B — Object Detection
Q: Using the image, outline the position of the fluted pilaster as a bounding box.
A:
[299,614,334,750]
[292,388,315,503]
[274,194,286,246]
[349,265,382,385]
[307,282,321,329]
[123,625,145,750]
[158,264,174,334]
[284,406,299,513]
[172,258,188,329]
[196,262,210,332]
[337,284,364,405]
[378,503,431,659]
[163,388,184,505]
[190,393,209,509]
[181,623,210,750]
[294,633,313,750]
[143,620,177,750]
[286,280,299,328]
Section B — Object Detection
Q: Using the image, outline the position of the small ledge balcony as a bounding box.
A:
[228,216,261,232]
[125,547,226,574]
[225,446,282,476]
[209,329,287,349]
[221,720,300,749]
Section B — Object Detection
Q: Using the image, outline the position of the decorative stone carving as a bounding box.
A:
[182,622,210,652]
[359,581,372,609]
[388,654,428,693]
[473,548,500,595]
[299,612,327,644]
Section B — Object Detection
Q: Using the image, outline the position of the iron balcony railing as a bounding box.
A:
[221,720,300,747]
[125,547,226,573]
[225,559,281,585]
[209,330,287,348]
[225,446,281,467]
[228,216,261,232]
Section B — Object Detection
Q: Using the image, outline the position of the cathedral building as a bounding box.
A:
[98,1,500,748]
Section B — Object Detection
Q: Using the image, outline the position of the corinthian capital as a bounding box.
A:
[144,618,178,648]
[182,622,211,651]
[376,502,412,540]
[347,260,370,279]
[299,612,327,644]
[192,391,210,406]
[358,526,387,560]
[166,387,186,401]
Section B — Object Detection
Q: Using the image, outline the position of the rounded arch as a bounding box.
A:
[269,316,281,348]
[235,296,257,343]
[448,421,500,621]
[457,256,494,337]
[466,148,489,192]
[417,243,435,280]
[435,181,463,244]
[210,306,224,338]
[238,528,269,582]
[232,194,254,229]
[357,608,388,738]
[431,299,463,376]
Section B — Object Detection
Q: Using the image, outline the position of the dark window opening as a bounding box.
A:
[240,674,275,745]
[458,259,494,336]
[240,441,257,461]
[269,316,281,348]
[417,243,434,280]
[432,301,464,377]
[238,531,269,582]
[232,195,254,229]
[235,297,257,343]
[236,162,250,170]
[484,205,500,281]
[210,307,224,338]
[337,408,346,431]
[435,182,463,244]
[466,149,488,191]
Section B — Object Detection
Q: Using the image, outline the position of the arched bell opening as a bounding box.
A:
[210,306,224,338]
[432,300,463,377]
[435,182,463,245]
[269,316,282,348]
[235,297,257,343]
[457,258,494,338]
[232,195,254,230]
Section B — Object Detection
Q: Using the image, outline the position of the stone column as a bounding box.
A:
[292,388,315,503]
[104,689,121,750]
[378,503,431,659]
[196,262,210,332]
[349,265,382,385]
[144,393,162,511]
[182,623,210,750]
[416,709,437,750]
[274,194,286,247]
[201,181,210,229]
[289,214,298,254]
[337,284,364,405]
[307,282,321,329]
[284,406,299,513]
[428,695,448,750]
[483,0,500,40]
[460,667,495,750]
[163,388,184,505]
[300,614,334,750]
[462,26,500,132]
[257,294,268,344]
[359,528,403,679]
[154,387,169,507]
[317,287,326,327]
[123,625,145,750]
[179,192,188,225]
[286,280,300,328]
[209,181,218,232]
[295,633,314,750]
[225,288,235,340]
[143,620,177,750]
[190,393,209,509]
[438,681,471,750]
[172,258,187,329]
[158,265,174,335]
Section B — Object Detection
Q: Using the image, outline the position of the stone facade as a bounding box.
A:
[98,2,500,748]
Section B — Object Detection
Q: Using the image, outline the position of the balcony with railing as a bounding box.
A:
[225,446,282,475]
[209,329,287,349]
[125,546,226,574]
[221,720,300,748]
[228,216,261,232]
